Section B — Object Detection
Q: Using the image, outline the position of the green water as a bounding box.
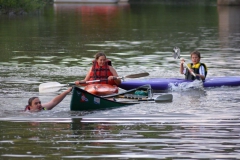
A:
[1,1,240,159]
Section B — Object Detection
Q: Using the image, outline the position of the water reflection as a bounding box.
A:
[2,115,240,159]
[54,3,130,14]
[218,6,240,48]
[54,3,130,32]
[70,115,240,159]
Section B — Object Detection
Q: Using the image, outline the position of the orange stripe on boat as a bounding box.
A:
[84,84,118,96]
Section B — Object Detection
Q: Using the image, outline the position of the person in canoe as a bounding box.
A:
[24,88,72,112]
[75,52,121,96]
[180,51,207,81]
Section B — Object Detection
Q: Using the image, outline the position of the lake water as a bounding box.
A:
[1,1,240,159]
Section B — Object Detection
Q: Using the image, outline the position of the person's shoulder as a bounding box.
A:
[200,63,208,72]
[108,65,117,71]
[200,63,207,68]
[108,65,114,69]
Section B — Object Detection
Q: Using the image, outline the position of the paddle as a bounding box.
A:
[173,47,196,77]
[102,84,173,103]
[138,94,173,103]
[39,72,150,93]
[39,80,99,93]
[124,72,149,78]
[116,94,173,103]
[154,94,173,103]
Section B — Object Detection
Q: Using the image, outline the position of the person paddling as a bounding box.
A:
[75,52,121,86]
[24,88,72,112]
[180,51,207,81]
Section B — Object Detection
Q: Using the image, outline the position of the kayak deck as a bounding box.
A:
[84,84,118,96]
[119,77,240,90]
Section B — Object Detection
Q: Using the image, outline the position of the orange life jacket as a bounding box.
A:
[89,59,116,85]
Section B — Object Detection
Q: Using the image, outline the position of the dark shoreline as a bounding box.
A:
[0,0,53,15]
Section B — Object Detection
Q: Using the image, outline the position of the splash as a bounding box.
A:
[169,80,204,91]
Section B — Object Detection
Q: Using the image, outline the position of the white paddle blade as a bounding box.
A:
[39,82,65,93]
[155,94,173,103]
[173,47,180,59]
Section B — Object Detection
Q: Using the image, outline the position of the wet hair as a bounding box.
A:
[28,97,38,106]
[95,52,106,60]
[24,97,38,111]
[190,51,201,58]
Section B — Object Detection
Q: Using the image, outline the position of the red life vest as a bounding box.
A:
[89,59,116,85]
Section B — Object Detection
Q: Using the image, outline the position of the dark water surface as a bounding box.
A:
[1,1,240,159]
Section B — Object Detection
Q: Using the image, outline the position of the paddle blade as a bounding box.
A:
[154,94,173,103]
[125,72,149,78]
[39,82,65,93]
[173,47,180,59]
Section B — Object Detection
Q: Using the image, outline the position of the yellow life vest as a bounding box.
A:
[185,63,207,80]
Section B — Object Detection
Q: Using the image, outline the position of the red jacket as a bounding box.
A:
[89,60,117,85]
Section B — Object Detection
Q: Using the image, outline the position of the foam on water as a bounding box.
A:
[169,80,205,91]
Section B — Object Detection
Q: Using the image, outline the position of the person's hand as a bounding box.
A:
[196,75,200,80]
[195,74,204,80]
[66,87,72,93]
[108,76,117,81]
[75,80,86,85]
[180,58,185,65]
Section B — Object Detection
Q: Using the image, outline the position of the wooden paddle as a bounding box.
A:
[173,47,196,77]
[39,72,149,93]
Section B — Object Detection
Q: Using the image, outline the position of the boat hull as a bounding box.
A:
[70,86,138,111]
[119,77,240,90]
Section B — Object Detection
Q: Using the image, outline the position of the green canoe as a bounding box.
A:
[70,84,152,111]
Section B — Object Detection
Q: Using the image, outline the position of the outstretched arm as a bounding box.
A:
[42,88,72,110]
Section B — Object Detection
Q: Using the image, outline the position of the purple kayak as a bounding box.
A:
[119,77,240,90]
